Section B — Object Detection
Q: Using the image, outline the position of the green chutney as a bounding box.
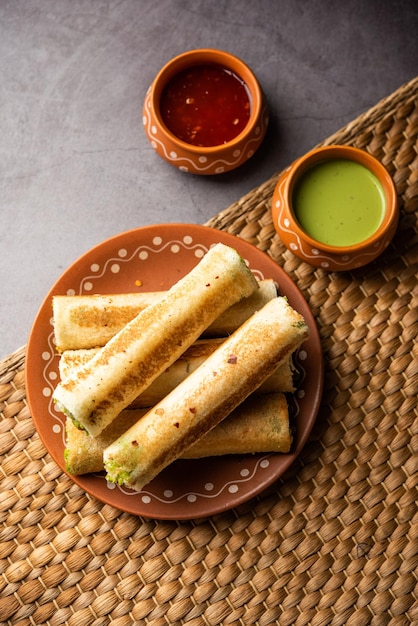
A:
[293,159,386,247]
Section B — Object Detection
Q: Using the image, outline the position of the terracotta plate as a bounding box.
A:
[26,224,323,520]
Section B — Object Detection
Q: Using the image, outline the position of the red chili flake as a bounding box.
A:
[215,275,219,279]
[227,355,238,364]
[132,440,139,447]
[174,422,180,428]
[206,283,211,287]
[189,407,196,413]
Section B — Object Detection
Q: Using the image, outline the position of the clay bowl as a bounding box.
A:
[272,145,399,271]
[143,48,268,175]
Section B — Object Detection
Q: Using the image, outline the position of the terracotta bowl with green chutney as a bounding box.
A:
[272,145,399,271]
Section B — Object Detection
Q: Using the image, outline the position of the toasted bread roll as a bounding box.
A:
[58,340,295,407]
[53,292,163,352]
[182,393,292,458]
[52,244,258,436]
[65,411,146,475]
[64,393,291,475]
[104,296,309,491]
[53,279,277,351]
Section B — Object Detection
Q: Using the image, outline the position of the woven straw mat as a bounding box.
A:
[1,76,417,626]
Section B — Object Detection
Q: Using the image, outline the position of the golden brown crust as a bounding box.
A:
[53,292,163,351]
[183,393,291,458]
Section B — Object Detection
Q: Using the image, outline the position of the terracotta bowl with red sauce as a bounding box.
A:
[143,49,268,175]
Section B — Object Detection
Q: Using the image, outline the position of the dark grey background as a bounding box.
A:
[1,0,417,357]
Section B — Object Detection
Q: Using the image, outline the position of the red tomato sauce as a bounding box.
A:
[160,64,251,147]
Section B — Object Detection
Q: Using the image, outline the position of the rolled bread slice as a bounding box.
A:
[58,340,295,408]
[64,393,291,475]
[52,243,258,437]
[52,279,277,351]
[104,296,309,491]
[183,393,292,458]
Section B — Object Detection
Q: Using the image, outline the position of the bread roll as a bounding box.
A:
[53,279,278,351]
[104,296,309,491]
[52,243,258,436]
[58,340,295,407]
[64,393,291,475]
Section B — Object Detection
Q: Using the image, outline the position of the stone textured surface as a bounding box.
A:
[1,0,417,357]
